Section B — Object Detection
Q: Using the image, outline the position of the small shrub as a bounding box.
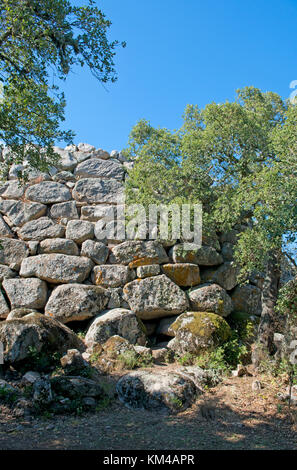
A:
[118,350,153,369]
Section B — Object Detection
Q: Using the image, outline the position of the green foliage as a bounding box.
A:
[124,87,297,277]
[276,278,297,322]
[0,385,17,404]
[25,346,61,372]
[118,349,153,369]
[0,0,125,175]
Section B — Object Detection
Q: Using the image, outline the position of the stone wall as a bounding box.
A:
[0,143,263,358]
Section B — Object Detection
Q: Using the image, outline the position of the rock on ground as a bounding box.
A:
[167,311,231,356]
[85,308,147,347]
[0,313,84,364]
[116,369,200,413]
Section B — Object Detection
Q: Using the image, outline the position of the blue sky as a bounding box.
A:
[60,0,297,152]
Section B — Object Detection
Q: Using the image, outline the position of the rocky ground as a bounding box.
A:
[0,366,296,450]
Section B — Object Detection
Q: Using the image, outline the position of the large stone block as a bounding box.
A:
[123,274,189,320]
[3,278,48,309]
[20,254,93,284]
[45,284,109,323]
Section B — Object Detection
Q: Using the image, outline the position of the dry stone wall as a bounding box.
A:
[0,143,264,361]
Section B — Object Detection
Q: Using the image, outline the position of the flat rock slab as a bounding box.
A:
[72,178,124,204]
[85,308,146,347]
[20,254,93,284]
[123,274,189,320]
[25,181,72,204]
[116,369,199,413]
[45,283,110,323]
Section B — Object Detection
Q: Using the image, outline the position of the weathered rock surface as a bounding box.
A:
[156,316,179,337]
[162,263,200,287]
[0,181,25,199]
[93,265,135,288]
[2,200,47,227]
[50,376,104,399]
[136,264,160,278]
[116,369,199,413]
[85,308,147,347]
[0,313,84,363]
[65,220,94,244]
[201,262,239,291]
[6,308,38,320]
[3,278,48,309]
[45,283,109,323]
[81,240,109,264]
[50,201,79,220]
[0,238,29,269]
[18,217,65,241]
[0,291,10,319]
[0,264,17,282]
[74,158,124,180]
[170,244,223,266]
[123,275,189,320]
[72,178,124,204]
[167,311,231,355]
[20,254,93,283]
[188,283,233,317]
[111,240,169,267]
[39,238,79,256]
[231,284,262,316]
[80,205,115,222]
[0,214,13,237]
[25,182,72,204]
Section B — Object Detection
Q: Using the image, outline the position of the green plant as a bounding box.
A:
[95,396,112,412]
[25,347,61,372]
[177,352,195,366]
[118,350,153,369]
[0,386,17,404]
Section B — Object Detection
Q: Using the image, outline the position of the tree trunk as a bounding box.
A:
[252,251,281,366]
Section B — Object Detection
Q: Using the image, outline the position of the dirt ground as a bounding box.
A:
[0,368,296,450]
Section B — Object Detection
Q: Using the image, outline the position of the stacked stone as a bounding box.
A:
[0,143,263,362]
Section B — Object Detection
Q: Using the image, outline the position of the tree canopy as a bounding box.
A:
[124,87,297,277]
[0,0,125,175]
